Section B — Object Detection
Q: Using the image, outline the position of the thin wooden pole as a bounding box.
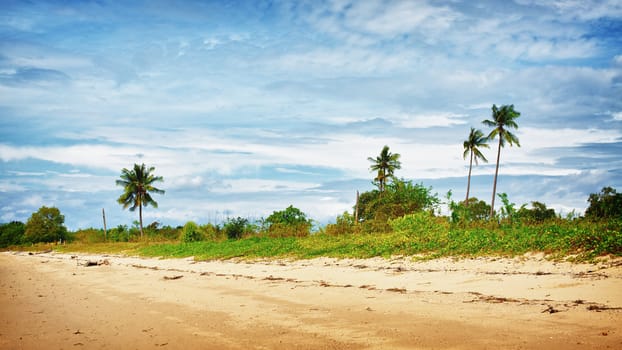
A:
[102,208,107,241]
[354,190,359,224]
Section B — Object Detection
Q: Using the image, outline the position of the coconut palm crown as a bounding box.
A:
[116,163,165,237]
[368,145,401,192]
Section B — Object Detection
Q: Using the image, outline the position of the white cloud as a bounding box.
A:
[515,0,622,21]
[398,112,468,128]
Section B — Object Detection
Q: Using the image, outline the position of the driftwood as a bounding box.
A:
[82,259,110,267]
[163,275,183,280]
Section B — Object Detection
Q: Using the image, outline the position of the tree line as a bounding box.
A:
[1,105,620,247]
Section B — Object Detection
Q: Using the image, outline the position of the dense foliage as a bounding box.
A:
[356,179,439,233]
[263,205,312,237]
[224,217,251,240]
[585,187,622,220]
[180,221,203,242]
[0,221,25,247]
[4,183,622,262]
[24,206,68,243]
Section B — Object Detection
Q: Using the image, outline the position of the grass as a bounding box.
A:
[12,218,622,262]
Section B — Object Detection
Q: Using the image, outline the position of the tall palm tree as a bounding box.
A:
[368,145,401,192]
[116,163,165,238]
[482,104,521,218]
[463,127,489,206]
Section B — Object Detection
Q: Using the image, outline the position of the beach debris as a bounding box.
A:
[541,305,560,314]
[82,259,110,267]
[163,275,183,280]
[264,275,285,281]
[586,304,622,312]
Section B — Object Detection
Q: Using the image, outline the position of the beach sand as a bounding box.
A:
[1,251,621,349]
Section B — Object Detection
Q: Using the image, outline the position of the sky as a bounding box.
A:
[1,0,621,230]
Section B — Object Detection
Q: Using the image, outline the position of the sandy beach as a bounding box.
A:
[1,251,621,349]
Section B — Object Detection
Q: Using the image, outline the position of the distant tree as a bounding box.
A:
[224,217,250,240]
[116,163,165,238]
[265,205,312,237]
[517,201,556,223]
[449,197,491,223]
[0,221,26,247]
[482,104,521,219]
[462,127,489,206]
[585,187,622,220]
[357,179,439,224]
[368,145,401,192]
[24,206,67,243]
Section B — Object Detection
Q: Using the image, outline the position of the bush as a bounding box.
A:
[358,179,440,223]
[201,223,224,241]
[0,221,26,247]
[586,187,622,220]
[180,221,203,242]
[264,206,311,237]
[24,206,68,243]
[390,211,449,237]
[108,224,130,242]
[449,197,491,223]
[517,201,556,223]
[224,217,250,240]
[73,228,106,244]
[325,212,360,235]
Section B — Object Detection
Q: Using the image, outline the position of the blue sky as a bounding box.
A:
[1,0,621,230]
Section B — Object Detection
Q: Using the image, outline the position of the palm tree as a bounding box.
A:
[368,145,401,192]
[482,104,521,218]
[116,163,165,238]
[463,127,489,206]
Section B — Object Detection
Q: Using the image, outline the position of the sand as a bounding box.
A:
[1,251,621,349]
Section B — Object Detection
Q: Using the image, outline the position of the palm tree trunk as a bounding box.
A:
[466,151,473,206]
[139,203,144,238]
[490,137,502,219]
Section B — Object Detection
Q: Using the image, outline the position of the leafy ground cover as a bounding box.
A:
[37,216,621,262]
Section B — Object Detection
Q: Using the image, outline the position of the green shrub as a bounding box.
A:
[180,221,203,242]
[201,223,224,241]
[0,221,26,247]
[586,187,622,220]
[73,228,106,244]
[264,206,311,237]
[358,180,440,223]
[325,212,360,235]
[224,217,249,240]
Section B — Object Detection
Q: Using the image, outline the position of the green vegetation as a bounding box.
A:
[49,214,620,261]
[180,221,202,243]
[263,205,312,237]
[24,206,68,243]
[0,221,26,247]
[116,163,165,238]
[224,217,251,240]
[585,186,622,220]
[6,187,619,262]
